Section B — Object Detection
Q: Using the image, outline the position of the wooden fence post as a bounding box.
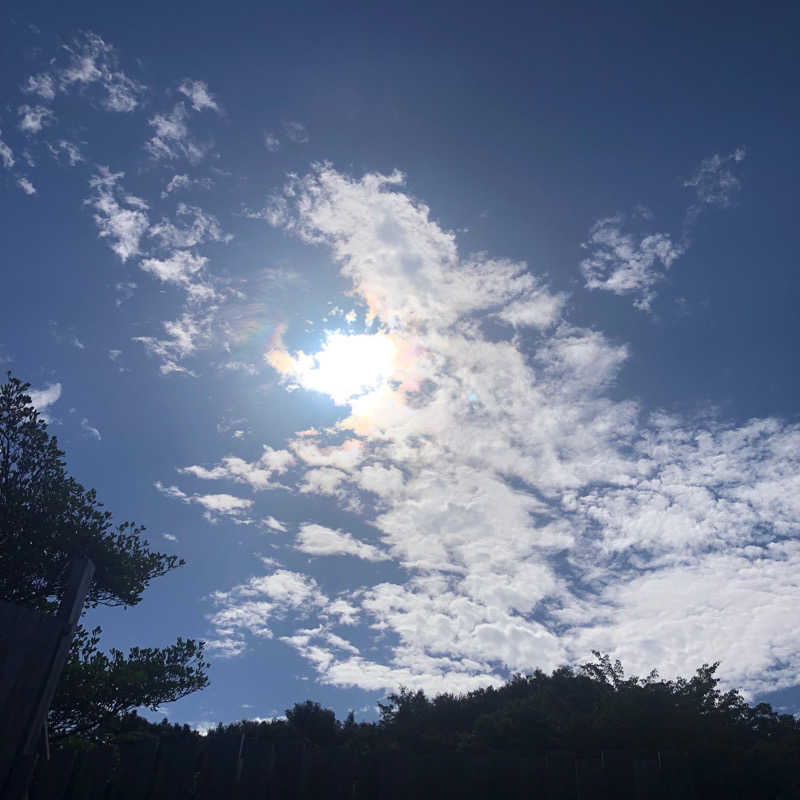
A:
[1,556,94,799]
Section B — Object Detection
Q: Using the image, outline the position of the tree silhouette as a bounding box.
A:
[0,373,209,742]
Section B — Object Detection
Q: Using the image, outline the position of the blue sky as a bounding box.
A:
[2,2,799,728]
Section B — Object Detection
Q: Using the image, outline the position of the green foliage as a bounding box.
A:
[286,700,339,746]
[0,373,209,742]
[0,374,181,609]
[50,625,209,742]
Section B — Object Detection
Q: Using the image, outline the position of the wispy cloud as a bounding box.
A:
[581,148,746,311]
[22,73,56,100]
[282,120,309,144]
[87,167,150,262]
[17,177,36,195]
[81,417,102,440]
[685,147,746,210]
[146,103,211,163]
[161,173,213,198]
[264,132,280,152]
[47,140,84,166]
[581,216,684,311]
[58,31,145,112]
[134,312,212,375]
[178,79,220,113]
[0,131,15,169]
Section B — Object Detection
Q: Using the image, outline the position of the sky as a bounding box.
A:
[2,1,799,728]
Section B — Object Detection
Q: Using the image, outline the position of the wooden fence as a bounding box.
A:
[28,733,696,800]
[0,558,94,798]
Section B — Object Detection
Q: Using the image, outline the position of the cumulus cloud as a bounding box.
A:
[177,164,800,700]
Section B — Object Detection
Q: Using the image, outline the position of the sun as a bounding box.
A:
[300,332,398,404]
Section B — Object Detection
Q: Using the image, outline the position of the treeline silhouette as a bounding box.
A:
[30,654,800,799]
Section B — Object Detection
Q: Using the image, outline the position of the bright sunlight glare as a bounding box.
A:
[301,332,398,404]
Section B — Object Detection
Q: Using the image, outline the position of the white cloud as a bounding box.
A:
[179,445,294,490]
[207,569,328,654]
[17,177,37,196]
[581,216,684,311]
[194,493,253,515]
[163,532,178,542]
[139,250,216,301]
[28,382,62,411]
[263,516,288,533]
[58,31,145,112]
[685,147,746,209]
[264,132,280,152]
[87,167,150,262]
[161,173,213,198]
[581,149,745,310]
[178,79,220,113]
[149,203,230,249]
[81,418,102,440]
[154,480,253,520]
[281,120,309,143]
[296,523,389,561]
[180,165,800,702]
[18,105,55,134]
[146,103,210,163]
[496,287,566,329]
[22,73,56,100]
[47,140,84,166]
[0,131,15,169]
[134,312,212,374]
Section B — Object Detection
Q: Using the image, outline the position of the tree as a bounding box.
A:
[0,374,209,741]
[1,374,181,610]
[49,626,208,742]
